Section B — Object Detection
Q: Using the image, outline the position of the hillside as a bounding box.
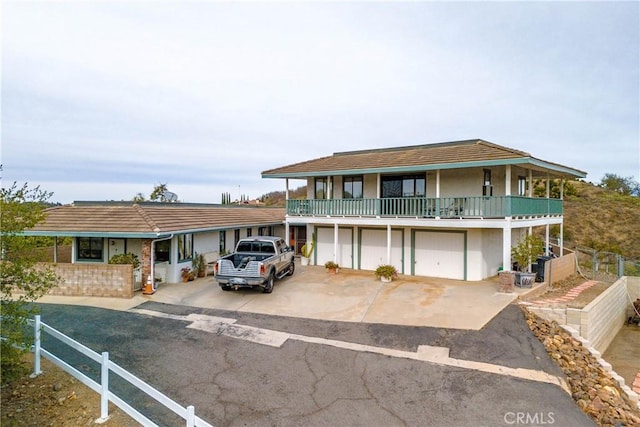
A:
[563,181,640,260]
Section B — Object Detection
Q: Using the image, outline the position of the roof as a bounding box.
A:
[262,139,587,179]
[26,202,286,238]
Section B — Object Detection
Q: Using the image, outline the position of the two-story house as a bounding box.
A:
[262,139,586,281]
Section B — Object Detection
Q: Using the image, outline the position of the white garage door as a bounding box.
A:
[414,231,465,280]
[360,229,403,272]
[316,227,354,268]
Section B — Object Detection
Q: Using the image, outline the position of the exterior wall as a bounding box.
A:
[45,263,133,298]
[363,175,378,198]
[481,228,503,278]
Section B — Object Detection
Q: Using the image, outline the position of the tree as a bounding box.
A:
[1,182,60,381]
[599,173,640,196]
[533,179,577,199]
[132,192,146,202]
[149,183,168,202]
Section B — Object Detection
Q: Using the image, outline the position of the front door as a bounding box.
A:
[107,238,126,261]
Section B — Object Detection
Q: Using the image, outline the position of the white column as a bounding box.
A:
[528,169,533,197]
[386,224,392,265]
[436,170,441,197]
[334,223,339,264]
[503,223,512,271]
[559,179,564,256]
[285,178,290,200]
[505,165,512,196]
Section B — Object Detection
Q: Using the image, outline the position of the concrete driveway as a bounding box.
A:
[39,263,537,330]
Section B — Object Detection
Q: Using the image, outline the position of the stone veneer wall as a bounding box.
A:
[45,263,134,298]
[529,276,640,354]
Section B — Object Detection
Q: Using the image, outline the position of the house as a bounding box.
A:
[26,202,286,295]
[261,139,587,281]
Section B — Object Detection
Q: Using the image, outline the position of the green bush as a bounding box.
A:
[108,253,141,270]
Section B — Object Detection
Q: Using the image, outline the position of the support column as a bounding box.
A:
[435,170,441,219]
[334,223,339,264]
[505,165,512,196]
[141,238,152,284]
[386,224,392,265]
[503,223,512,271]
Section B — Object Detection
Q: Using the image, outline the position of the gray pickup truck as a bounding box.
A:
[214,236,295,293]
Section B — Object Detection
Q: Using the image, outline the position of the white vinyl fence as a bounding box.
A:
[29,315,213,427]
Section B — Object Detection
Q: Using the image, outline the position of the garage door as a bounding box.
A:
[414,231,465,280]
[316,227,354,268]
[360,229,403,272]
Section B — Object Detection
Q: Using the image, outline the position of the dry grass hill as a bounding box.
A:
[563,181,640,261]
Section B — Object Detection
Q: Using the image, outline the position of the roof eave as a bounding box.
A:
[262,157,587,179]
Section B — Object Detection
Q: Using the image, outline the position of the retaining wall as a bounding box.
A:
[528,276,640,354]
[45,263,134,298]
[547,253,576,284]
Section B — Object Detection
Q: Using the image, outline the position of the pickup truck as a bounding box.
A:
[214,236,295,293]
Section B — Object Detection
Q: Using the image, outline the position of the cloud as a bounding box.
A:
[1,1,638,205]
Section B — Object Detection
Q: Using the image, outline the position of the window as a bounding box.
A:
[246,228,252,237]
[258,226,272,236]
[381,175,425,198]
[77,237,103,261]
[219,231,226,253]
[234,229,240,247]
[483,169,493,196]
[518,176,527,196]
[315,178,327,199]
[343,176,363,199]
[155,240,170,262]
[177,234,193,262]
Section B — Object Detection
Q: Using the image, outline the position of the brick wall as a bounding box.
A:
[45,263,134,298]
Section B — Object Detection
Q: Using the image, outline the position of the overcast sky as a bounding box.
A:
[2,1,638,204]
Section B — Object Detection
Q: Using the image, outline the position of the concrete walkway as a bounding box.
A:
[37,264,540,330]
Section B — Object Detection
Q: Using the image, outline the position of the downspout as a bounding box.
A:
[151,234,173,291]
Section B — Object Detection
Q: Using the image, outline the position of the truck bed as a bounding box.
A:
[223,253,272,269]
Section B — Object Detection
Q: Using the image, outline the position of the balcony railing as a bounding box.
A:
[286,196,562,219]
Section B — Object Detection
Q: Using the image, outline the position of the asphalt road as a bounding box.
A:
[34,302,594,427]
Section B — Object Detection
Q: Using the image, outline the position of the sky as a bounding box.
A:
[1,1,639,204]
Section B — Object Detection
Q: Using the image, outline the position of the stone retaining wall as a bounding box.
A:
[45,263,134,298]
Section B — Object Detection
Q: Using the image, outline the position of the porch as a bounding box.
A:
[287,195,562,219]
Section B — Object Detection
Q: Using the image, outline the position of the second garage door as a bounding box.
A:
[414,231,465,280]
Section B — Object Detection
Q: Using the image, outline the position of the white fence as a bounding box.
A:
[30,315,213,427]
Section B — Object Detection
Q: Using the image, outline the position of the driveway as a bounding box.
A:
[38,264,537,330]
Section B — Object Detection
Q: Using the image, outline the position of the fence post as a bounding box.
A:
[30,315,42,378]
[186,405,195,427]
[618,255,624,278]
[96,352,110,423]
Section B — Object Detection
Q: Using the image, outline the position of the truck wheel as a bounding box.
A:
[287,261,295,276]
[263,272,274,293]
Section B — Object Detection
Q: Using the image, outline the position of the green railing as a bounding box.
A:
[287,196,562,219]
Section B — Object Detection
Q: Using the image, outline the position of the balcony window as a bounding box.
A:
[315,178,327,199]
[343,176,363,199]
[382,175,425,198]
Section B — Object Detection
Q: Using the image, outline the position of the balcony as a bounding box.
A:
[286,196,562,219]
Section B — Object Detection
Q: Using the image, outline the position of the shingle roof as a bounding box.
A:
[27,203,286,237]
[262,139,586,178]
